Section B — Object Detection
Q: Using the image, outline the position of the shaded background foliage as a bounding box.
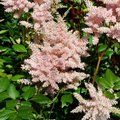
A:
[0,0,120,120]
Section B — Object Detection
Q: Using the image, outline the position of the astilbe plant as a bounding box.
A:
[71,83,120,120]
[1,0,120,119]
[24,4,89,91]
[1,0,35,18]
[32,0,53,31]
[1,0,89,91]
[83,0,120,44]
[21,10,89,91]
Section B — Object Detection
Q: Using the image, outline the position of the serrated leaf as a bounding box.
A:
[6,100,17,109]
[114,81,120,90]
[105,69,117,86]
[7,84,19,99]
[104,91,115,99]
[61,94,73,108]
[31,94,51,105]
[97,77,111,89]
[98,44,108,52]
[22,86,30,92]
[22,87,36,101]
[9,113,18,120]
[0,116,9,120]
[21,101,31,107]
[18,106,33,119]
[0,109,16,120]
[12,44,27,53]
[1,37,10,42]
[0,77,10,93]
[105,49,114,58]
[11,75,24,81]
[0,92,8,102]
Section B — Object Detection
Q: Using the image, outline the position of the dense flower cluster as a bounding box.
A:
[32,0,62,31]
[71,83,120,120]
[1,0,61,32]
[84,0,120,44]
[1,0,87,91]
[1,0,35,18]
[1,0,120,119]
[32,0,53,31]
[1,0,52,30]
[21,16,89,90]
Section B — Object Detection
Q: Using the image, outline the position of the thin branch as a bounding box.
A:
[49,88,64,119]
[92,51,105,84]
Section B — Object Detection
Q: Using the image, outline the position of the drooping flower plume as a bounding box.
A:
[1,0,35,18]
[71,83,120,120]
[1,0,89,91]
[21,17,89,91]
[84,0,120,44]
[32,0,53,31]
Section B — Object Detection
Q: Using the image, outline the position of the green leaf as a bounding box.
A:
[114,80,120,90]
[11,75,24,81]
[73,0,82,3]
[0,58,5,66]
[10,37,16,44]
[21,101,31,107]
[75,88,81,94]
[22,87,36,101]
[1,57,12,63]
[116,92,120,98]
[0,30,8,35]
[12,44,27,53]
[105,69,117,86]
[0,77,10,93]
[0,109,16,120]
[31,94,51,105]
[0,72,6,78]
[105,48,114,58]
[97,77,111,89]
[0,92,8,102]
[18,106,33,119]
[1,37,10,42]
[0,46,9,52]
[61,94,73,108]
[7,74,12,80]
[22,86,30,92]
[7,84,19,99]
[88,35,93,44]
[0,116,8,120]
[104,91,115,99]
[9,113,18,120]
[75,87,87,94]
[6,100,18,109]
[98,44,108,52]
